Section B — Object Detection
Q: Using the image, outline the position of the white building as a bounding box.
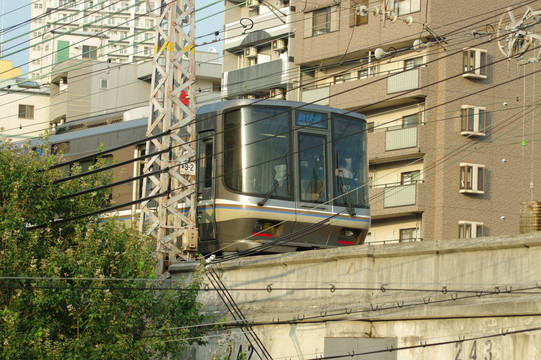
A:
[29,0,158,83]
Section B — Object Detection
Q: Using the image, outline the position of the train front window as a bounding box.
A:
[332,114,368,208]
[224,106,291,198]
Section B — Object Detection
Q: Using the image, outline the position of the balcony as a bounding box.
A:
[369,125,424,163]
[384,184,416,207]
[370,182,424,218]
[328,66,428,111]
[224,7,291,51]
[301,86,330,106]
[387,68,420,94]
[223,58,287,98]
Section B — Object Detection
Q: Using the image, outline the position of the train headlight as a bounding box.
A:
[338,228,360,245]
[252,220,279,238]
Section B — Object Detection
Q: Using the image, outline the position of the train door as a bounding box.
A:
[295,130,333,245]
[298,133,329,205]
[196,131,217,245]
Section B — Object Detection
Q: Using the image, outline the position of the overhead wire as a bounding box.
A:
[22,33,536,245]
[5,2,536,256]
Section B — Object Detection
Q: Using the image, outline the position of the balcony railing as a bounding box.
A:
[387,68,419,94]
[383,183,417,208]
[301,86,330,106]
[386,125,418,151]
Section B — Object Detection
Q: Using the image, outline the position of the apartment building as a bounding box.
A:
[0,61,50,141]
[47,51,222,128]
[29,0,158,83]
[222,0,298,100]
[292,0,541,243]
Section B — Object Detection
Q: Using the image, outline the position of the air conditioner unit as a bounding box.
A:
[271,39,286,51]
[246,0,259,8]
[270,88,284,99]
[244,46,257,58]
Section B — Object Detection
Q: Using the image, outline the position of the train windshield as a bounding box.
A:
[332,114,369,208]
[224,106,291,199]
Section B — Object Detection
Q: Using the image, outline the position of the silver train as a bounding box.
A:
[195,99,370,254]
[42,99,370,254]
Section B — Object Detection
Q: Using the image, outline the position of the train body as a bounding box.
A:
[42,99,370,254]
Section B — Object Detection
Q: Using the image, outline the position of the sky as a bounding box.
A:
[0,0,224,78]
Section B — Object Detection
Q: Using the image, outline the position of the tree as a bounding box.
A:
[0,140,207,359]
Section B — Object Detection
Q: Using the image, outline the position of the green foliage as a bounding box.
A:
[0,140,207,359]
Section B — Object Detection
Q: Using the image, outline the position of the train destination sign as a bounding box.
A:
[296,110,328,129]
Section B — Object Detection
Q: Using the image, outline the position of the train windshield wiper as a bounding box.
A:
[257,173,287,206]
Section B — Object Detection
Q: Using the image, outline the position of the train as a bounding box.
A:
[38,99,371,254]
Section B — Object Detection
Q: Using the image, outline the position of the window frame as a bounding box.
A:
[394,0,421,15]
[460,105,486,136]
[402,113,420,128]
[462,48,487,79]
[459,163,485,194]
[399,228,418,242]
[458,221,484,239]
[82,45,98,59]
[401,170,420,185]
[304,6,339,38]
[404,56,424,70]
[18,104,35,119]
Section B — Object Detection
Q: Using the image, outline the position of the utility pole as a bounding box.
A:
[140,0,198,275]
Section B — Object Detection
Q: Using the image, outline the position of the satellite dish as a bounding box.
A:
[374,48,387,59]
[372,6,381,16]
[413,39,425,52]
[404,16,413,26]
[388,13,397,22]
[208,46,217,53]
[355,4,368,16]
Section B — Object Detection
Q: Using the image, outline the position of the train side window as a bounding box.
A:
[198,137,214,194]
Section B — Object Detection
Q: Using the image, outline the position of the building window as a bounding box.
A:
[313,8,331,35]
[351,0,368,26]
[18,104,35,119]
[400,228,418,242]
[460,106,486,136]
[304,6,339,38]
[82,45,97,59]
[463,48,487,79]
[401,170,420,184]
[334,74,346,84]
[394,0,421,15]
[458,221,483,239]
[402,113,420,128]
[358,65,378,79]
[459,163,485,194]
[404,56,423,70]
[100,79,108,89]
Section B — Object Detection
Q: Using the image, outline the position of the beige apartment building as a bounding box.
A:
[223,0,541,243]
